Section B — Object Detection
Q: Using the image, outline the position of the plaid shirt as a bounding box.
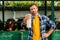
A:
[28,14,56,40]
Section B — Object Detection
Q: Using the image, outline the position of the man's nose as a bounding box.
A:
[32,9,35,12]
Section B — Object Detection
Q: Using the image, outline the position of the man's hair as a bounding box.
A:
[29,3,38,8]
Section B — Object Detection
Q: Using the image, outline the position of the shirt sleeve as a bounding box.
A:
[44,15,56,30]
[21,22,26,27]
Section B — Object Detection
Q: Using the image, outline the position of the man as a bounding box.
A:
[22,3,56,40]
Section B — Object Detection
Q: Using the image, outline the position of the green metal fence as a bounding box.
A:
[0,30,60,40]
[0,30,28,40]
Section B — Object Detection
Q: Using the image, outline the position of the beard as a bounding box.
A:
[31,12,37,16]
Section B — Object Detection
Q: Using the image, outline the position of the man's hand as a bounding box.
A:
[23,14,31,24]
[42,33,49,38]
[42,28,54,38]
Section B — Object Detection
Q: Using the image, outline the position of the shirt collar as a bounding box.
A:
[31,14,42,21]
[38,14,42,21]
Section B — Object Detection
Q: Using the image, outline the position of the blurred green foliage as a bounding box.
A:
[0,1,60,7]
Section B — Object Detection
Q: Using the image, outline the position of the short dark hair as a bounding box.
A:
[29,2,38,8]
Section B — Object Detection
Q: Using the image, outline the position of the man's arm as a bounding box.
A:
[42,28,53,38]
[42,15,56,38]
[21,14,31,27]
[47,28,53,36]
[23,14,31,24]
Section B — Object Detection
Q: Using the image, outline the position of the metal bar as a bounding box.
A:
[45,0,47,16]
[51,0,55,21]
[2,0,4,28]
[2,0,4,22]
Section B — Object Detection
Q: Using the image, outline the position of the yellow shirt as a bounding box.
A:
[32,15,40,40]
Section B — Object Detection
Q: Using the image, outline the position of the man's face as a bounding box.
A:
[30,5,38,15]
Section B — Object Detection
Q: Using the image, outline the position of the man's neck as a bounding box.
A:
[32,13,39,16]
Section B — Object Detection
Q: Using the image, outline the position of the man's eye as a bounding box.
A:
[33,8,35,9]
